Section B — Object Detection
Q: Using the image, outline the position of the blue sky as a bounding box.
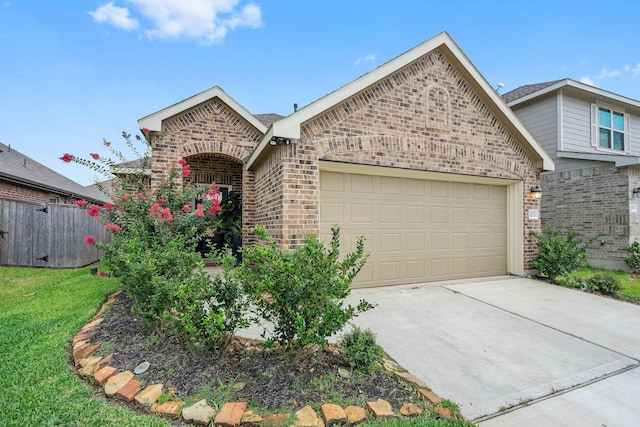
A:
[2,0,640,185]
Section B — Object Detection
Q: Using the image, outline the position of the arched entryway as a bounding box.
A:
[184,153,244,260]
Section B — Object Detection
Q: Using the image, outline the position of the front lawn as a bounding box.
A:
[0,266,477,426]
[555,266,640,301]
[0,265,168,427]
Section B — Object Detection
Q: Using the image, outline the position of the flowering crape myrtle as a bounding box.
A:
[61,129,222,277]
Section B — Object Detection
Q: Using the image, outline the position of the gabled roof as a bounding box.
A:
[246,31,554,172]
[0,142,108,204]
[137,86,269,134]
[505,78,640,109]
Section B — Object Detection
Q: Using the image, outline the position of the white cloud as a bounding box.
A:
[579,76,595,86]
[580,62,640,88]
[355,53,376,66]
[89,2,139,31]
[594,67,621,80]
[89,0,262,44]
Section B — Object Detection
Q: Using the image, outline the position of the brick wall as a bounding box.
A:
[541,165,633,270]
[151,98,260,185]
[0,182,51,203]
[0,181,78,204]
[273,49,542,269]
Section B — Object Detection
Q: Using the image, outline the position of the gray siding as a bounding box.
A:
[511,94,558,160]
[560,96,592,152]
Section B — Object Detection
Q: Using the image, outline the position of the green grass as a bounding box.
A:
[555,266,640,300]
[0,265,169,427]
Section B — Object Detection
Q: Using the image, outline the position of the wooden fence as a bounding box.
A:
[0,199,110,268]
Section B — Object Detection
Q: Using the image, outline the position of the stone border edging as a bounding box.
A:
[71,289,458,425]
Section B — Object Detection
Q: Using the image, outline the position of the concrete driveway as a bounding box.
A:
[346,277,640,426]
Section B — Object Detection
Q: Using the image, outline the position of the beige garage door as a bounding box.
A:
[320,170,507,288]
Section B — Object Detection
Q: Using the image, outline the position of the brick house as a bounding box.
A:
[139,32,553,288]
[0,141,107,205]
[505,79,640,270]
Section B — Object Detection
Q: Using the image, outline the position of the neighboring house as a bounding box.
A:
[138,32,553,288]
[0,141,108,205]
[505,79,640,270]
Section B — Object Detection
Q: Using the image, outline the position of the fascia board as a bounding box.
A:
[245,126,275,169]
[137,86,268,133]
[557,150,640,167]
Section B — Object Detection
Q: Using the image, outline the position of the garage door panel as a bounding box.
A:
[380,233,401,253]
[406,233,426,251]
[380,205,401,223]
[321,171,508,287]
[320,202,344,222]
[351,174,373,193]
[380,176,401,194]
[351,204,373,223]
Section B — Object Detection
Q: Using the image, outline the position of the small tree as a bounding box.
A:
[61,131,223,328]
[530,225,601,280]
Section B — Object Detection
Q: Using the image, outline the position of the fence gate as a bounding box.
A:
[0,199,107,268]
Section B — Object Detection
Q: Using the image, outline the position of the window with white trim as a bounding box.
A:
[598,106,625,151]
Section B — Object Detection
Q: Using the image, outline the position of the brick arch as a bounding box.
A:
[315,135,529,178]
[180,140,251,162]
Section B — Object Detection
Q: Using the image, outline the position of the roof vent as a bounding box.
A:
[23,159,27,167]
[294,103,298,112]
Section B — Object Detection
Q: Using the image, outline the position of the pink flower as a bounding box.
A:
[86,205,101,218]
[161,208,171,217]
[208,204,221,215]
[141,127,149,134]
[137,193,145,200]
[178,158,187,165]
[182,204,191,212]
[182,165,191,178]
[98,271,106,277]
[103,202,114,211]
[148,202,160,216]
[195,209,205,217]
[85,235,95,245]
[90,153,100,160]
[60,153,74,163]
[75,199,87,208]
[105,223,121,233]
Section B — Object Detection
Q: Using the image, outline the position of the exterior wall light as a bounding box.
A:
[530,186,542,200]
[269,137,291,146]
[633,187,640,198]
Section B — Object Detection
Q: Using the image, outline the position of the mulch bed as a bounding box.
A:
[87,291,421,412]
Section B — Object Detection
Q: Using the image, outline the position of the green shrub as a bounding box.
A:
[172,253,251,352]
[341,327,384,374]
[587,272,621,294]
[625,241,640,273]
[530,225,601,280]
[234,225,373,350]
